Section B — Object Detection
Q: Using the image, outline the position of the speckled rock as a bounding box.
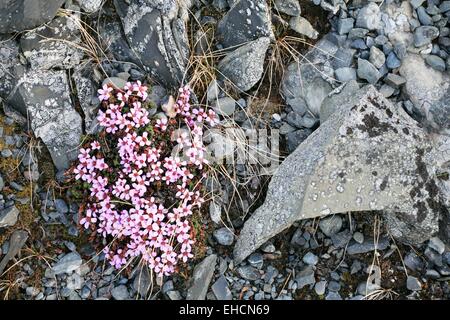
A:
[20,15,84,70]
[0,0,65,33]
[216,0,274,48]
[218,37,270,92]
[234,85,448,263]
[113,0,191,86]
[6,69,82,172]
[399,54,450,135]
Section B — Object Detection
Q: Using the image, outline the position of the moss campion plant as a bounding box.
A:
[72,81,218,276]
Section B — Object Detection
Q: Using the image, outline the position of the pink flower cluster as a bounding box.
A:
[74,82,218,276]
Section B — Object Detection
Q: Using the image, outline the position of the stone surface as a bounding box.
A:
[216,0,274,48]
[399,54,450,134]
[0,230,28,276]
[218,37,270,92]
[20,15,84,70]
[233,86,448,263]
[211,275,232,300]
[213,227,235,246]
[356,3,381,30]
[6,69,82,171]
[273,0,301,16]
[186,254,217,300]
[289,16,319,39]
[282,38,336,117]
[0,205,19,228]
[319,215,343,237]
[51,252,82,275]
[406,276,422,291]
[113,0,191,86]
[0,0,65,33]
[357,58,381,84]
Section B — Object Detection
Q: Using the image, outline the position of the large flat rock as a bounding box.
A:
[234,85,448,264]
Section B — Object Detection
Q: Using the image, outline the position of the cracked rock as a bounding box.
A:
[216,0,274,48]
[233,85,448,263]
[218,37,270,92]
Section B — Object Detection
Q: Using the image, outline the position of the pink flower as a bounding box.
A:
[98,84,113,101]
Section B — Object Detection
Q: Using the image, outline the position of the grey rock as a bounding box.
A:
[320,80,360,123]
[0,175,3,191]
[417,7,433,26]
[295,266,315,289]
[357,58,381,84]
[113,0,191,86]
[0,0,65,33]
[379,84,395,98]
[369,46,386,69]
[328,280,341,292]
[20,15,84,70]
[406,276,422,291]
[399,54,450,134]
[325,292,342,300]
[347,238,389,255]
[281,38,336,117]
[166,290,182,300]
[337,18,355,35]
[425,55,446,72]
[428,237,446,254]
[213,227,235,246]
[247,253,264,269]
[111,285,130,300]
[273,0,300,16]
[314,280,327,295]
[425,269,441,279]
[218,37,270,92]
[410,0,426,9]
[335,67,357,82]
[286,129,313,153]
[72,63,99,132]
[289,16,319,39]
[332,48,355,69]
[212,97,236,116]
[0,230,28,276]
[233,85,447,263]
[51,252,82,275]
[0,205,19,228]
[216,0,274,48]
[102,77,127,90]
[404,252,424,271]
[414,26,440,47]
[6,69,82,171]
[356,3,381,30]
[353,232,364,244]
[207,80,220,103]
[187,254,217,300]
[236,265,260,281]
[384,73,406,88]
[212,275,232,300]
[78,0,103,13]
[386,52,401,69]
[302,252,319,265]
[319,215,343,237]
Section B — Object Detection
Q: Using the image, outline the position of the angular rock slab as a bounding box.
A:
[216,0,274,49]
[0,0,65,33]
[186,254,217,300]
[113,0,191,87]
[20,15,84,70]
[218,37,270,92]
[234,85,448,264]
[7,69,82,171]
[399,54,450,135]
